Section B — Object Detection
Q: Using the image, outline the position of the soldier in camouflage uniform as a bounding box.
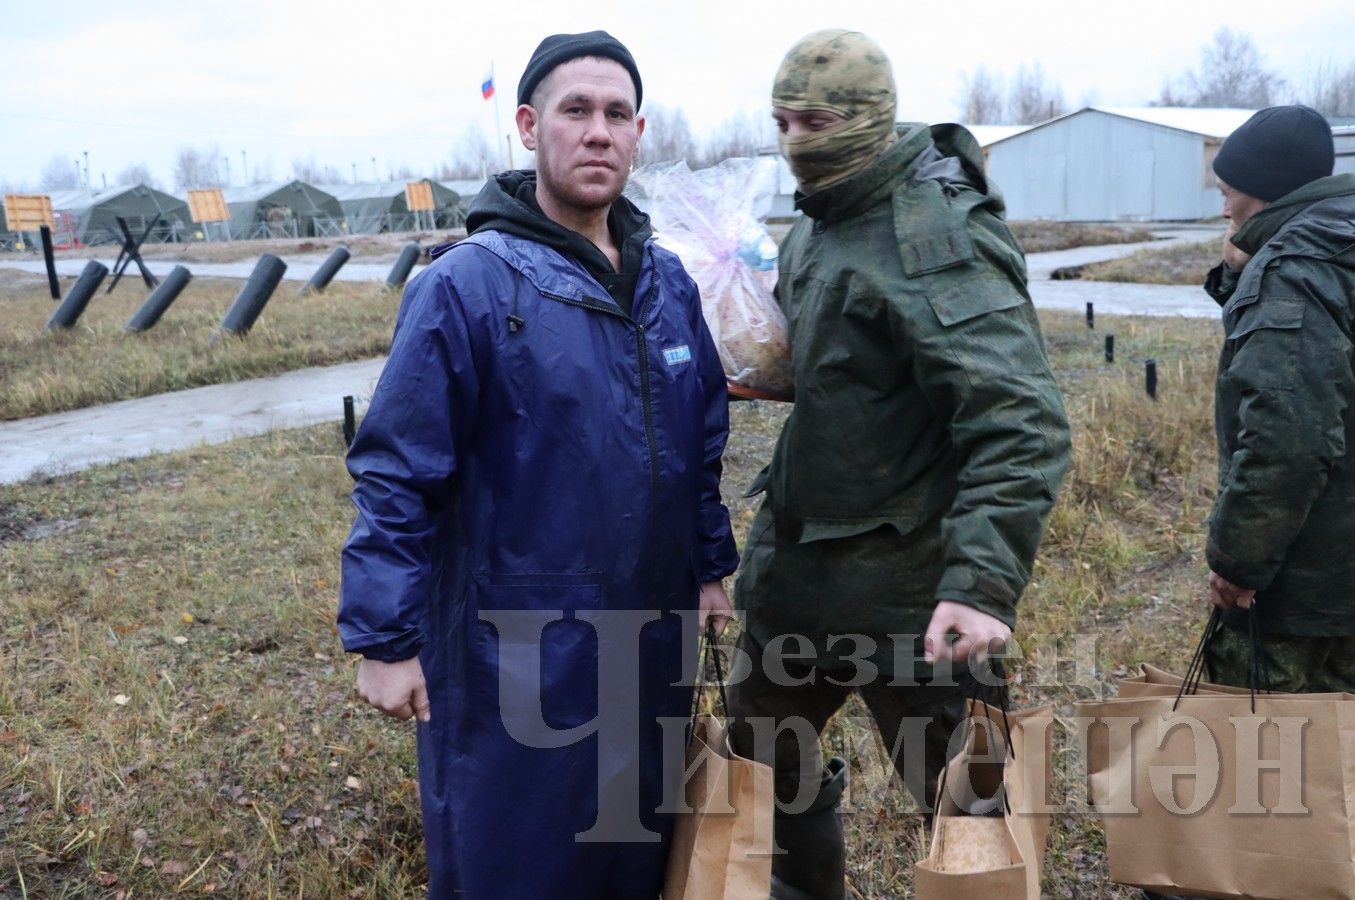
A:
[726,30,1071,900]
[1201,106,1355,693]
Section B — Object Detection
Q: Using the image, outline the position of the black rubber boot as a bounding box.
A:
[770,757,848,900]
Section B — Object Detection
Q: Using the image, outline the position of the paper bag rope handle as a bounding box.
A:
[935,658,1016,817]
[1174,606,1271,713]
[689,621,732,741]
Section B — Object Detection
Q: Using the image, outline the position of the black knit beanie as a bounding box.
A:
[517,30,642,110]
[1213,105,1334,202]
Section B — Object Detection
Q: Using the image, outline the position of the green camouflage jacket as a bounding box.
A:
[735,123,1071,674]
[1204,174,1355,636]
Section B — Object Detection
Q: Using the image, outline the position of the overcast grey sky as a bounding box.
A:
[2,0,1352,189]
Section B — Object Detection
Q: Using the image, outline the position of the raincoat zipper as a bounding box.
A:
[539,283,663,586]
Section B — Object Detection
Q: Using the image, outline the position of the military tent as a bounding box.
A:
[47,184,191,246]
[325,179,464,233]
[221,181,344,239]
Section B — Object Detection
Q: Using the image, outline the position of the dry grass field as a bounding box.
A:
[1007,222,1156,254]
[1,220,1163,426]
[1081,238,1219,285]
[0,309,1223,897]
[0,276,399,421]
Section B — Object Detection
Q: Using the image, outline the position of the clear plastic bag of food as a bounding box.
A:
[629,157,792,400]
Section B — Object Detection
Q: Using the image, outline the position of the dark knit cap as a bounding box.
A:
[517,30,642,109]
[1214,105,1334,202]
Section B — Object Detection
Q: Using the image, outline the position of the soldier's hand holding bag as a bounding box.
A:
[915,670,1054,900]
[663,625,775,899]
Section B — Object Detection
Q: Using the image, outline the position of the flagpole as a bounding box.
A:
[492,62,509,171]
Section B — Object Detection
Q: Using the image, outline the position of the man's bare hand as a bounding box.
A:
[1208,571,1256,611]
[699,580,733,636]
[1222,221,1253,272]
[924,600,1012,665]
[357,657,431,723]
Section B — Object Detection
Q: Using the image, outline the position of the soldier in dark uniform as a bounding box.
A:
[726,29,1072,900]
[1202,106,1355,693]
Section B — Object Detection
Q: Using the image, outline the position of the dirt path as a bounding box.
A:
[0,358,385,484]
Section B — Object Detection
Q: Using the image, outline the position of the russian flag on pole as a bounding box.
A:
[481,72,495,100]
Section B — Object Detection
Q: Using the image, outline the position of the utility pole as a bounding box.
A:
[371,157,378,181]
[352,162,358,183]
[82,150,90,189]
[241,149,248,184]
[223,156,232,187]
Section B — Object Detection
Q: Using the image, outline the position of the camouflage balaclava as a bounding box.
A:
[772,29,897,195]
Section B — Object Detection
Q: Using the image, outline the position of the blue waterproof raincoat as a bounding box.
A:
[339,210,739,898]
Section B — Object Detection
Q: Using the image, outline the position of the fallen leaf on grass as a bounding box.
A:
[344,775,362,790]
[95,871,118,886]
[113,694,130,706]
[160,859,190,875]
[173,636,189,645]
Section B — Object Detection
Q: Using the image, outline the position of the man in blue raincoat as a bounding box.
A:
[338,31,739,899]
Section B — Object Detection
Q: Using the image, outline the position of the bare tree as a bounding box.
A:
[957,66,1006,124]
[1303,57,1355,118]
[39,155,83,190]
[173,145,223,191]
[1162,27,1285,108]
[957,64,1066,124]
[699,111,773,167]
[292,155,342,184]
[1154,78,1188,107]
[440,127,500,179]
[640,104,699,165]
[115,162,159,189]
[1007,63,1068,124]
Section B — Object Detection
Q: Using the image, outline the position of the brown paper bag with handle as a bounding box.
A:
[1078,610,1355,899]
[914,699,1054,900]
[663,627,774,900]
[1115,663,1347,700]
[1114,662,1238,698]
